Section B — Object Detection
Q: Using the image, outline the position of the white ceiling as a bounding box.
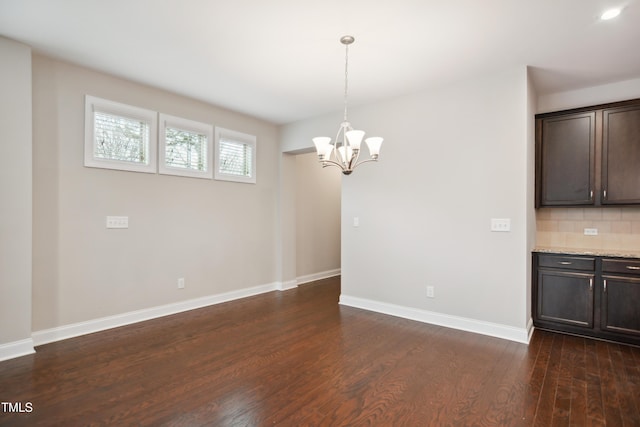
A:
[1,0,640,124]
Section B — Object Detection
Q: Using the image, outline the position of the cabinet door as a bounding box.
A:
[538,112,595,206]
[537,269,594,328]
[602,105,640,204]
[601,275,640,337]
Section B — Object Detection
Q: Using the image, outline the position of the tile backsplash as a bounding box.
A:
[536,207,640,252]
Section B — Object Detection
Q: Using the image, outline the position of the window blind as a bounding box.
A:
[164,127,208,171]
[94,111,149,164]
[219,138,252,177]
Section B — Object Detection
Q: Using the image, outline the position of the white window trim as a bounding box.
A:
[215,127,257,184]
[159,113,214,179]
[84,95,157,173]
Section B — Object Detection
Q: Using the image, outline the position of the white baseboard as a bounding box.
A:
[0,338,35,362]
[277,280,298,291]
[526,318,535,342]
[339,294,532,344]
[276,269,341,291]
[297,268,341,285]
[32,282,280,347]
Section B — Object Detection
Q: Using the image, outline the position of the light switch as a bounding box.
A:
[491,218,511,232]
[106,216,128,229]
[353,217,360,227]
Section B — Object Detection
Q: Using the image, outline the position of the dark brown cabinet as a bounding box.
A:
[601,259,640,337]
[535,99,640,207]
[535,254,595,330]
[537,112,595,206]
[533,252,640,346]
[537,269,594,327]
[602,104,640,204]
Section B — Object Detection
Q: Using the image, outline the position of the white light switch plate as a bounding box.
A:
[106,216,128,229]
[491,218,511,232]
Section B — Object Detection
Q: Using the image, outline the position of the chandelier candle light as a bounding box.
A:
[313,35,383,175]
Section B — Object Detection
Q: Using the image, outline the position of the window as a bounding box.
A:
[159,114,213,179]
[84,95,157,173]
[215,127,256,184]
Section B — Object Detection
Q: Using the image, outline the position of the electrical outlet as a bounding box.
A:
[177,278,185,289]
[426,286,435,298]
[584,228,598,236]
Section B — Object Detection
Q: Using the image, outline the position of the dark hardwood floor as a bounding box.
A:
[1,276,639,426]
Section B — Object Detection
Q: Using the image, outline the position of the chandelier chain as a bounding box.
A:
[343,42,349,122]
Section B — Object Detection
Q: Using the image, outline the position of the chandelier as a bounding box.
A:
[312,35,383,175]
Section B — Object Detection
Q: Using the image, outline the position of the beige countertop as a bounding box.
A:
[534,247,640,259]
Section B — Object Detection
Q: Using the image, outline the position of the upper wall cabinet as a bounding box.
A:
[602,105,640,204]
[535,99,640,207]
[537,112,595,206]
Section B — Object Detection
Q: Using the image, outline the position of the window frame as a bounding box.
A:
[214,127,257,184]
[158,113,214,179]
[84,95,158,173]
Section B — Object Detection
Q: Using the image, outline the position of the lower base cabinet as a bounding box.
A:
[533,252,640,346]
[537,269,594,328]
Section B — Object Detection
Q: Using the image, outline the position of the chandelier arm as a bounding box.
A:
[351,158,379,170]
[335,127,343,165]
[347,148,361,170]
[321,160,348,170]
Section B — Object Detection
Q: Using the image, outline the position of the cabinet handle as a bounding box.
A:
[558,261,572,265]
[589,278,593,291]
[590,190,594,200]
[603,190,608,199]
[626,266,640,270]
[604,279,607,292]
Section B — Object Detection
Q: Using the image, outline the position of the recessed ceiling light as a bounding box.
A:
[601,8,621,20]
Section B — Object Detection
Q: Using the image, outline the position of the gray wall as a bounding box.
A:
[295,152,341,280]
[0,37,33,358]
[282,65,536,341]
[2,43,345,359]
[31,54,280,331]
